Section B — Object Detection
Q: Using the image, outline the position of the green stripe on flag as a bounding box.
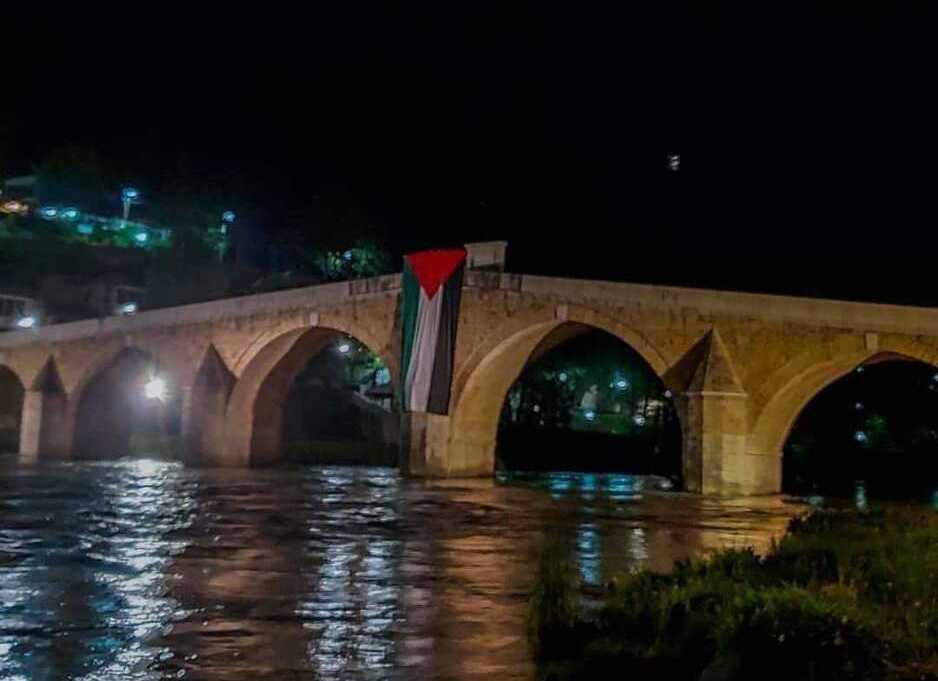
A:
[400,264,420,405]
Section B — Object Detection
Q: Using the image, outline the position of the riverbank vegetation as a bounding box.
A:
[530,506,938,680]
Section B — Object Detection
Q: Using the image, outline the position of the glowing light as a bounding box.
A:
[77,223,94,235]
[144,377,167,401]
[222,210,236,223]
[549,472,572,495]
[61,207,79,220]
[664,390,673,398]
[16,316,36,329]
[338,343,351,354]
[132,458,165,477]
[1,200,27,214]
[135,232,148,243]
[122,187,140,201]
[39,206,58,219]
[855,401,863,410]
[120,302,138,315]
[558,372,568,383]
[667,154,680,171]
[856,366,864,373]
[855,482,868,511]
[634,414,646,426]
[854,430,867,443]
[532,404,541,413]
[584,410,596,421]
[575,523,601,585]
[616,379,628,389]
[343,250,353,261]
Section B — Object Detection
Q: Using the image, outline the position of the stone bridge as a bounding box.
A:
[3,269,938,495]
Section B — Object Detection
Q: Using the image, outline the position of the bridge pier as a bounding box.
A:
[400,412,450,476]
[181,346,238,466]
[181,384,230,465]
[680,391,778,495]
[18,390,71,462]
[400,412,493,477]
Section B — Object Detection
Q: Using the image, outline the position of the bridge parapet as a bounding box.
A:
[0,274,402,349]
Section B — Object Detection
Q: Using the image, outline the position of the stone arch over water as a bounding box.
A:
[749,337,938,463]
[446,308,678,477]
[222,326,400,466]
[72,347,177,459]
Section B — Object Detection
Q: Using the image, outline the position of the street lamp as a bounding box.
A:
[218,210,235,261]
[1,200,28,214]
[121,187,140,230]
[144,376,167,401]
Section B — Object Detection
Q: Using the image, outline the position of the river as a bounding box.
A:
[0,460,806,680]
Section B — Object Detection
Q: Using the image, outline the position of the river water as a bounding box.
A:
[0,460,806,680]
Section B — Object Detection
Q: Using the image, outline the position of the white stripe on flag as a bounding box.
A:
[405,286,443,412]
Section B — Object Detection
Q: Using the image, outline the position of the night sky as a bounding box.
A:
[2,5,935,303]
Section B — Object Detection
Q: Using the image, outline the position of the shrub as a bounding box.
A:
[530,507,938,680]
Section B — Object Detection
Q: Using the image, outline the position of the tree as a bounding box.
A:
[144,223,224,307]
[35,146,113,210]
[270,185,393,281]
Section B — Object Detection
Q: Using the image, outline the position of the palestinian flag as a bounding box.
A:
[401,248,467,414]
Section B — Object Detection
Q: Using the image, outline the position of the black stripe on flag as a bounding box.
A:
[426,264,464,414]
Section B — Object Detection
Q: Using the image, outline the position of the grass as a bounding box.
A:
[530,506,938,680]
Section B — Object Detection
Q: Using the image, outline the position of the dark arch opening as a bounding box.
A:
[783,358,938,501]
[0,366,24,455]
[255,329,399,466]
[496,326,681,480]
[73,348,182,459]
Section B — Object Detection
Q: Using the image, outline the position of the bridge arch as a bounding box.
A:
[446,307,676,476]
[71,346,179,459]
[0,360,28,392]
[0,364,25,454]
[69,340,149,401]
[749,336,938,465]
[222,325,399,466]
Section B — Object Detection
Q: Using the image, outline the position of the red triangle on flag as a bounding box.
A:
[405,249,467,299]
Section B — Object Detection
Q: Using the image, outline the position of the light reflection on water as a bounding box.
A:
[0,460,806,680]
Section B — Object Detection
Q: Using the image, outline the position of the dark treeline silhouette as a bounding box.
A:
[785,360,938,500]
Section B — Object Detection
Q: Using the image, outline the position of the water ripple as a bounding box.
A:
[0,460,804,680]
